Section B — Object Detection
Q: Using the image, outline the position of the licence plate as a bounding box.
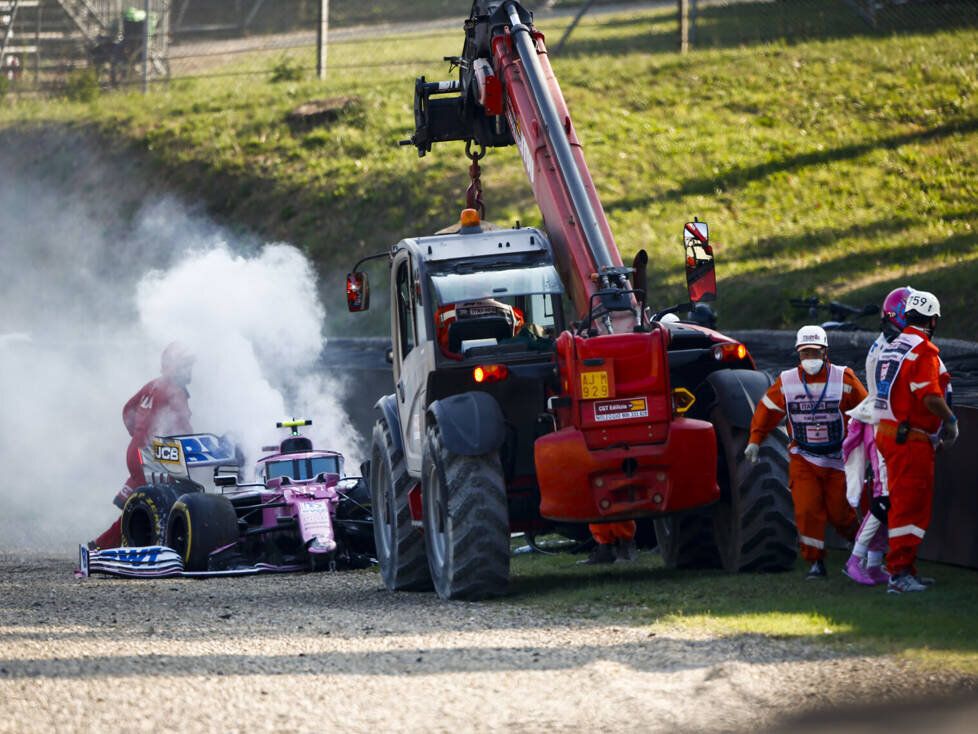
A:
[580,371,609,400]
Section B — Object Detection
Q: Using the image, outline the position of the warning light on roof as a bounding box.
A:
[460,208,480,228]
[473,364,508,383]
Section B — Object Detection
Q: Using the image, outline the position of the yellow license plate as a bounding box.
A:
[580,371,609,400]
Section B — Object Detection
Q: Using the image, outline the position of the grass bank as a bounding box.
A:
[2,1,976,337]
[504,545,978,673]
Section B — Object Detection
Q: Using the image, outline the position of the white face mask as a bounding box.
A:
[801,359,823,375]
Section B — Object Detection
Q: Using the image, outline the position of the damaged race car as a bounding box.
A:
[78,419,374,578]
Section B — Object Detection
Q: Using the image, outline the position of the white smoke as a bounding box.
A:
[0,184,360,552]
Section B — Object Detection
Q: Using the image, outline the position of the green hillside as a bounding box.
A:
[3,1,977,338]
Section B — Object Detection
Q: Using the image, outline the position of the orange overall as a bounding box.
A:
[589,521,636,546]
[749,363,866,562]
[873,326,950,576]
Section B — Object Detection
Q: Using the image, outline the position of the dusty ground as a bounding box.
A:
[1,554,975,734]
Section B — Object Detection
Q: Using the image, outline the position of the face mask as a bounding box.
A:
[801,359,823,375]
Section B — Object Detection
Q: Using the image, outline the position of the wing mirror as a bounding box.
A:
[682,219,716,304]
[347,272,370,312]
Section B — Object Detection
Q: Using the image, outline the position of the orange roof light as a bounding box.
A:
[460,208,480,228]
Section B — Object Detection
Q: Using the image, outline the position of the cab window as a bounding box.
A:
[395,260,417,358]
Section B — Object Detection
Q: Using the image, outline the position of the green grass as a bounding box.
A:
[1,1,976,337]
[503,545,978,673]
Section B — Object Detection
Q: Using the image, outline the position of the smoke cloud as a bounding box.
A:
[0,159,360,552]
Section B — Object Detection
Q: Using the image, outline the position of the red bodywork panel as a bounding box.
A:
[537,328,719,521]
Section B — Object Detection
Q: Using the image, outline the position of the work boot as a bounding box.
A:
[865,564,890,585]
[842,556,876,585]
[887,570,928,594]
[805,560,827,580]
[577,542,615,565]
[614,539,638,563]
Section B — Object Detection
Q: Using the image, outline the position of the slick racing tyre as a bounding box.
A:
[421,423,509,601]
[335,472,375,556]
[165,493,239,572]
[371,416,432,591]
[120,484,183,547]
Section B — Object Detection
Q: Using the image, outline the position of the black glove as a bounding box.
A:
[942,418,959,448]
[870,495,891,523]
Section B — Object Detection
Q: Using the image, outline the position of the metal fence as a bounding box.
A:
[1,0,976,95]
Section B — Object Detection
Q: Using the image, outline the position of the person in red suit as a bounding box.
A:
[90,342,195,549]
[872,291,957,593]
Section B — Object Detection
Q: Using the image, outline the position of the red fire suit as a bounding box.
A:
[93,377,192,548]
[873,326,951,576]
[749,362,867,563]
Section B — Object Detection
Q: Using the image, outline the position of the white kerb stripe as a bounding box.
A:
[889,525,926,539]
[799,534,825,549]
[762,394,785,412]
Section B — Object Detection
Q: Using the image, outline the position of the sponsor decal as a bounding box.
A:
[593,397,649,422]
[153,442,182,463]
[139,395,154,409]
[509,111,535,186]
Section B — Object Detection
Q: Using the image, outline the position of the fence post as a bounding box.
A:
[317,0,328,81]
[142,0,150,94]
[679,0,690,54]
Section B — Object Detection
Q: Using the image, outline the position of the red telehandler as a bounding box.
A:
[348,1,794,600]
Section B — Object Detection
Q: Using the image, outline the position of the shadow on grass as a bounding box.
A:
[553,0,978,59]
[505,548,978,657]
[606,117,978,214]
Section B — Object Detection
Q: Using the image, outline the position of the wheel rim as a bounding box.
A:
[424,460,449,572]
[168,514,188,560]
[126,506,155,546]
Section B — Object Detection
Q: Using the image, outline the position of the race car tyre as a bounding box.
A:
[335,472,375,556]
[654,509,721,570]
[120,484,183,548]
[710,408,796,572]
[165,492,239,572]
[370,417,432,591]
[421,422,509,601]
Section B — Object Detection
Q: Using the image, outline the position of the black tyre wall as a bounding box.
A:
[421,423,509,601]
[120,484,184,547]
[370,418,432,591]
[165,492,239,572]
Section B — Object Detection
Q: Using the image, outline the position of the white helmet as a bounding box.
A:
[795,325,828,350]
[905,290,941,318]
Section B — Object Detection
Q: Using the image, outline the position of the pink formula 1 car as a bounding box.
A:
[78,420,374,578]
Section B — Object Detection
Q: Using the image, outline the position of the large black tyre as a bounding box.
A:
[653,510,721,570]
[711,408,796,572]
[165,493,239,572]
[421,423,509,601]
[371,417,432,591]
[120,484,183,547]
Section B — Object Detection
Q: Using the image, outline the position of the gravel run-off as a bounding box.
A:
[1,555,976,733]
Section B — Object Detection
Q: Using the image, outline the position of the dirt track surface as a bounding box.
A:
[2,555,975,734]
